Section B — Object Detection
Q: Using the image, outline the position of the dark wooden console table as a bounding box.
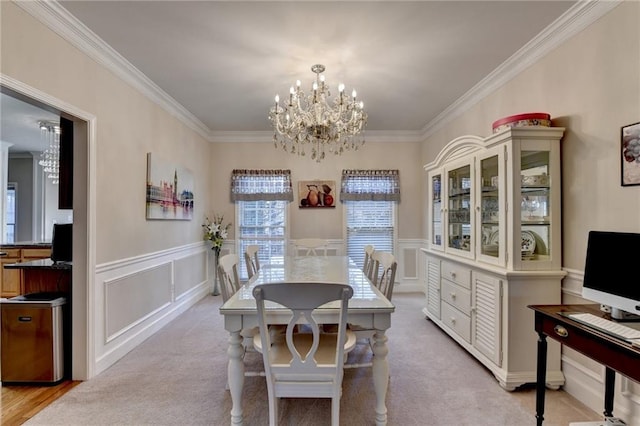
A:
[529,304,640,425]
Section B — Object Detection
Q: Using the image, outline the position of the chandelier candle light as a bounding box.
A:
[269,64,367,162]
[38,121,61,185]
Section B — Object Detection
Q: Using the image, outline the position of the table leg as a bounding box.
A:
[372,329,389,426]
[535,331,548,426]
[228,331,245,425]
[604,367,615,418]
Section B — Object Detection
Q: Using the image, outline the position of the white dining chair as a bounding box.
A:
[218,253,241,303]
[244,244,260,279]
[252,282,356,426]
[218,253,262,360]
[363,244,375,279]
[292,238,329,256]
[345,251,397,370]
[370,251,397,301]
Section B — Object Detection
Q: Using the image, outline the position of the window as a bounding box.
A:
[345,200,396,268]
[236,200,288,279]
[5,183,16,243]
[232,170,293,280]
[341,170,400,269]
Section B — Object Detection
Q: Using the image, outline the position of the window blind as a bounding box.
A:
[340,169,400,202]
[233,170,291,279]
[230,169,293,202]
[341,170,399,270]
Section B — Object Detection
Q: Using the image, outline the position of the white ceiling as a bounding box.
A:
[2,1,579,151]
[1,93,60,153]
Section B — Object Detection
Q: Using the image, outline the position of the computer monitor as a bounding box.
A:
[582,230,640,320]
[51,223,72,263]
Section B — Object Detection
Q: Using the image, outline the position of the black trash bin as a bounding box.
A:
[1,292,66,385]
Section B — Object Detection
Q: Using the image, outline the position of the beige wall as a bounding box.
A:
[421,1,640,272]
[211,140,422,241]
[1,2,213,264]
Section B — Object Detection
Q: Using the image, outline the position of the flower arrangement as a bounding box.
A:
[202,214,231,254]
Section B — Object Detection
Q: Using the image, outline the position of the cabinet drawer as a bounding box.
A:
[441,302,471,343]
[441,261,471,289]
[1,249,21,258]
[441,279,471,315]
[22,248,51,258]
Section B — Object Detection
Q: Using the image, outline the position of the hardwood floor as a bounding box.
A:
[0,381,79,426]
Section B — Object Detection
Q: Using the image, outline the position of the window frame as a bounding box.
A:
[235,200,290,281]
[342,199,398,270]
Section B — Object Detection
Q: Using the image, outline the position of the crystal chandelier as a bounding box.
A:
[38,121,61,185]
[269,64,367,162]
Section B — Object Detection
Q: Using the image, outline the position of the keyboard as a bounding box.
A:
[567,312,640,341]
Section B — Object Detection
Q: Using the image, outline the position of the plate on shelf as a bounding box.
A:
[489,230,500,245]
[521,230,536,253]
[530,230,547,255]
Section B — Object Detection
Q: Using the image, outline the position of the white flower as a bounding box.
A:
[202,214,231,252]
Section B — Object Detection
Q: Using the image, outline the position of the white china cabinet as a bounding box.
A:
[422,126,566,391]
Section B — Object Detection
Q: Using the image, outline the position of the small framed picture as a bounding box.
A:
[621,121,640,186]
[298,180,336,208]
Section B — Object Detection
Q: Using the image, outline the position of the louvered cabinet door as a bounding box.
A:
[471,271,502,366]
[426,257,441,319]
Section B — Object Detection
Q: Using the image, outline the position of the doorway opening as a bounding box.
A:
[1,81,93,381]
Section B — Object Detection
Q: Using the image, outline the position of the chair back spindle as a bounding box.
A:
[244,245,260,279]
[218,253,241,302]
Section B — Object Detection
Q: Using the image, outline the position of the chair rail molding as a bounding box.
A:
[94,242,210,375]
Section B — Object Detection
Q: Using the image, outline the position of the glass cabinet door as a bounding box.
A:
[520,150,551,263]
[478,150,503,264]
[429,172,443,250]
[447,163,472,254]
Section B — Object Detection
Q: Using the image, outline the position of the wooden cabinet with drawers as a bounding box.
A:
[0,247,51,297]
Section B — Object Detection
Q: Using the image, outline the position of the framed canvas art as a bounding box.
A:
[146,152,195,220]
[298,180,336,208]
[621,121,640,186]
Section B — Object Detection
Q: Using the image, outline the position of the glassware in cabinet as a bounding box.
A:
[429,172,443,250]
[478,150,502,262]
[447,164,472,254]
[520,149,552,263]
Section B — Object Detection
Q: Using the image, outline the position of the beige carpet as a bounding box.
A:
[25,293,600,425]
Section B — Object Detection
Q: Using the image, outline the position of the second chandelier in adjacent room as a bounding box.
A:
[38,120,61,185]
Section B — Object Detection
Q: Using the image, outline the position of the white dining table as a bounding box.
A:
[219,256,395,426]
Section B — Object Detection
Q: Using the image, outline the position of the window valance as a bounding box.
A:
[230,169,294,202]
[340,169,401,201]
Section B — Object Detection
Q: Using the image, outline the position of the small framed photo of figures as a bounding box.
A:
[298,180,336,208]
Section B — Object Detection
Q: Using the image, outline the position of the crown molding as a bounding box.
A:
[209,129,423,144]
[363,130,424,143]
[15,0,620,144]
[14,0,212,142]
[421,0,622,139]
[210,131,273,144]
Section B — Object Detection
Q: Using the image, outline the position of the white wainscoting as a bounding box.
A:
[395,239,423,293]
[90,238,422,377]
[94,242,211,375]
[562,268,640,425]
